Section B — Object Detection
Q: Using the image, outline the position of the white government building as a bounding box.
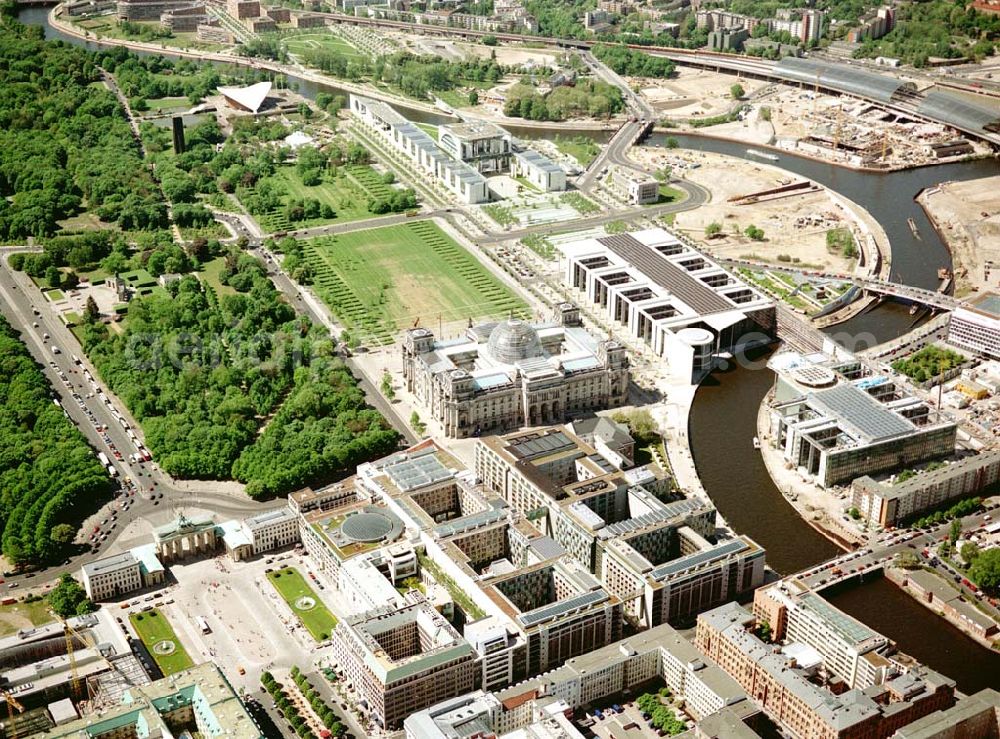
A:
[350,94,490,203]
[560,228,775,383]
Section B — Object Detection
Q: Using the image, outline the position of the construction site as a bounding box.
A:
[0,610,151,737]
[919,175,1000,298]
[632,146,885,276]
[743,85,991,169]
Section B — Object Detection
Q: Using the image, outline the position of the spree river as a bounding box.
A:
[21,5,1000,691]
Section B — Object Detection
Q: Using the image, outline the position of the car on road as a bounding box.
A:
[50,345,60,354]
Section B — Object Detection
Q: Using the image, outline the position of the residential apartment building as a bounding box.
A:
[696,603,956,739]
[852,450,1000,527]
[227,0,259,18]
[118,0,193,21]
[160,3,207,31]
[196,20,234,43]
[847,6,895,43]
[895,688,1000,738]
[482,620,754,735]
[350,94,489,203]
[330,600,479,729]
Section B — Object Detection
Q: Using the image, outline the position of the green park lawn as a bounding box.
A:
[284,31,365,62]
[197,256,237,297]
[654,184,685,204]
[554,136,601,167]
[256,165,393,233]
[301,220,528,344]
[0,599,55,638]
[145,96,191,113]
[267,567,338,641]
[129,609,194,675]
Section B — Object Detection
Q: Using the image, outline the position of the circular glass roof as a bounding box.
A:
[340,512,395,543]
[487,319,542,365]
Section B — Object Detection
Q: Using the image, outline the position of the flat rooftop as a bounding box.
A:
[597,233,732,315]
[969,291,1000,319]
[810,382,915,442]
[441,120,508,140]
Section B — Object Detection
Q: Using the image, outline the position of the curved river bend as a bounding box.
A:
[20,5,1000,691]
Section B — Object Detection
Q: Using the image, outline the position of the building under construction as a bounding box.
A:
[0,611,152,738]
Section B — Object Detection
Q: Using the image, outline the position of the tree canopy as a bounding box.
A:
[79,253,399,495]
[0,25,167,240]
[50,574,96,617]
[0,316,109,567]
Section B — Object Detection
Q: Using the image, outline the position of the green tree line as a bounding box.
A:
[0,316,109,567]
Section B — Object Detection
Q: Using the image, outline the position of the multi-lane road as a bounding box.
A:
[0,251,286,589]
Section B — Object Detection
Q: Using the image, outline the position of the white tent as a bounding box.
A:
[217,80,272,113]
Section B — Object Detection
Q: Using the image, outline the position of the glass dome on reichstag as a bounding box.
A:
[487,318,542,365]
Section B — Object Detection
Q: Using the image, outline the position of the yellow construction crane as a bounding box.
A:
[833,103,844,155]
[2,691,25,739]
[54,614,136,704]
[61,618,83,700]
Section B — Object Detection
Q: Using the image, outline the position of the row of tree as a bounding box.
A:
[0,315,110,567]
[592,44,676,78]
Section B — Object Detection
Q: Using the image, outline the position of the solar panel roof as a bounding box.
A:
[384,452,453,492]
[650,539,748,580]
[809,383,913,442]
[518,590,606,627]
[598,234,732,315]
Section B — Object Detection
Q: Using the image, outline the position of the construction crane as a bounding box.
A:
[2,691,25,739]
[59,617,83,700]
[54,614,136,707]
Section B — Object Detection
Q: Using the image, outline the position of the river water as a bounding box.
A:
[21,5,1000,691]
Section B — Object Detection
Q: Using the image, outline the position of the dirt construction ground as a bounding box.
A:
[920,176,1000,298]
[636,67,765,119]
[632,146,862,273]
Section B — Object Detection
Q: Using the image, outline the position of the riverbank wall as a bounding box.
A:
[885,566,1000,653]
[755,389,862,552]
[655,127,994,175]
